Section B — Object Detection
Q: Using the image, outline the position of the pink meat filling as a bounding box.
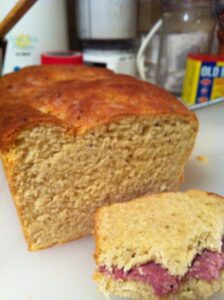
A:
[99,248,224,296]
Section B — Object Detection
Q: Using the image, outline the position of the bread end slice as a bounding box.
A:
[94,190,224,276]
[93,190,224,299]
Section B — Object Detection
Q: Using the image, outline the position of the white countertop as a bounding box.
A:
[182,101,224,196]
[0,101,223,300]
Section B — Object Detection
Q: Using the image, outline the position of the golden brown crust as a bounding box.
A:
[0,103,72,151]
[0,64,113,96]
[31,77,198,129]
[0,65,198,151]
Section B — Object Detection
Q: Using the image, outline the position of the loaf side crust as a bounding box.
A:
[0,103,73,151]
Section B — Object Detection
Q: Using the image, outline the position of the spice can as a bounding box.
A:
[182,54,224,107]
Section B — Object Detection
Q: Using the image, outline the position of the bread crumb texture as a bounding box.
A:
[94,270,224,300]
[94,190,224,276]
[2,115,196,250]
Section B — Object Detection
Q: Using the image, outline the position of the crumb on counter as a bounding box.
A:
[196,155,209,164]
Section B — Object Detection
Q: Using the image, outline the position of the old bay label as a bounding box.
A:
[182,54,224,106]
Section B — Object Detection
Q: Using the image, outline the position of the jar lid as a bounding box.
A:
[41,51,83,65]
[161,0,213,10]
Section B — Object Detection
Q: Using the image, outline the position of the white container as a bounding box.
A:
[76,0,137,40]
[83,48,136,76]
[0,0,68,74]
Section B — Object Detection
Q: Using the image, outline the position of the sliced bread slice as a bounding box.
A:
[94,190,224,300]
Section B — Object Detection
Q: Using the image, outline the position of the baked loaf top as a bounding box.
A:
[94,190,224,276]
[0,65,114,94]
[0,65,198,150]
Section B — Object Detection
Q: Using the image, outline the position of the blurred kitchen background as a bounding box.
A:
[0,0,224,107]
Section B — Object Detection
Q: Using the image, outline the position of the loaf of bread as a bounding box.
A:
[94,190,224,300]
[0,65,198,250]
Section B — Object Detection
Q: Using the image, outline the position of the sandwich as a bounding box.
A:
[94,190,224,300]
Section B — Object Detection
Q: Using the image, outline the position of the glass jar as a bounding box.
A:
[214,0,224,54]
[155,0,215,95]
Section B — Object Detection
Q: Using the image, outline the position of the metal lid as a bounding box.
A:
[161,0,213,10]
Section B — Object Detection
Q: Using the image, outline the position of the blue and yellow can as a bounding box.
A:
[182,54,224,106]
